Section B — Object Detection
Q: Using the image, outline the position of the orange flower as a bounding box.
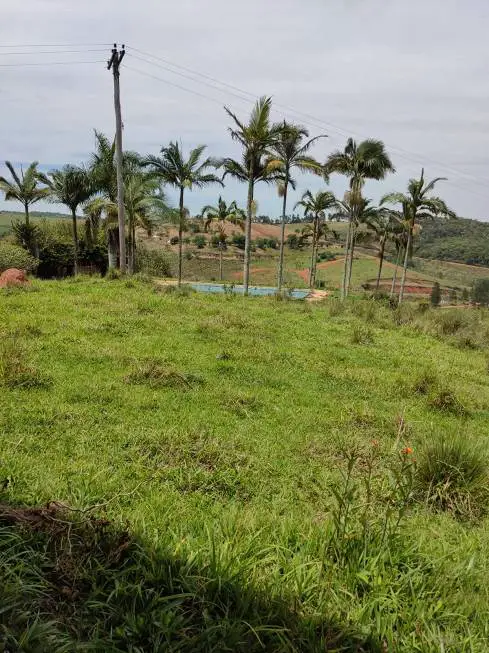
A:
[371,439,379,448]
[401,446,413,455]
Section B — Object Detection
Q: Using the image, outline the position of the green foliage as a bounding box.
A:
[472,278,489,306]
[430,281,441,306]
[317,250,336,262]
[415,435,489,518]
[193,234,207,249]
[135,245,172,277]
[255,237,278,249]
[231,233,246,249]
[416,215,489,265]
[126,359,204,389]
[0,242,37,273]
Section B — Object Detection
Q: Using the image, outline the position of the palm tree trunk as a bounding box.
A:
[127,217,133,274]
[346,227,356,297]
[375,237,386,290]
[390,247,402,297]
[243,176,254,295]
[341,217,352,300]
[71,208,79,276]
[24,203,30,226]
[107,228,118,270]
[398,228,412,305]
[178,186,184,287]
[132,223,136,273]
[309,216,318,288]
[277,175,288,291]
[219,245,223,281]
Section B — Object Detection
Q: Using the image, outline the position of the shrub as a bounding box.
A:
[193,235,206,249]
[328,298,345,317]
[0,243,38,274]
[231,233,246,249]
[169,236,179,245]
[136,246,172,277]
[472,278,489,306]
[415,435,489,518]
[317,251,336,262]
[430,282,441,307]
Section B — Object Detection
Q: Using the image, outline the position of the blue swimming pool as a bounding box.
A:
[191,283,309,299]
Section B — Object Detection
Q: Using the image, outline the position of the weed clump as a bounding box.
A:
[411,369,439,395]
[415,435,489,518]
[350,325,374,345]
[126,360,204,389]
[0,338,51,389]
[428,388,467,416]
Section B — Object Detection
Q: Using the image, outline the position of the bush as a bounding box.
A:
[193,235,207,249]
[317,250,336,263]
[415,435,489,518]
[430,282,441,307]
[231,233,246,250]
[0,243,38,273]
[135,246,172,277]
[170,236,179,245]
[472,278,489,306]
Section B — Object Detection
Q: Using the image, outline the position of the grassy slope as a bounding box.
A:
[1,278,489,650]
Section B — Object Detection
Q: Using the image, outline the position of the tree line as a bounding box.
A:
[0,96,455,303]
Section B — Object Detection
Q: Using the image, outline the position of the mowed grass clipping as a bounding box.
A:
[1,278,489,651]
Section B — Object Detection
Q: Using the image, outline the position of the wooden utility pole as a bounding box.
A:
[108,43,126,273]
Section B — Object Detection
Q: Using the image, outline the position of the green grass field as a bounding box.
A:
[1,278,489,650]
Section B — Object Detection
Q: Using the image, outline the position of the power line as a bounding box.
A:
[0,49,107,56]
[124,63,489,204]
[0,60,105,67]
[125,44,489,190]
[0,43,112,48]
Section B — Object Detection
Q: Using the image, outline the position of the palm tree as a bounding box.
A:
[44,165,93,275]
[200,196,245,231]
[365,208,402,290]
[332,194,381,292]
[295,189,336,288]
[0,161,50,227]
[221,97,283,294]
[144,142,222,286]
[267,122,326,290]
[124,173,166,273]
[383,169,454,304]
[88,130,142,270]
[326,138,395,298]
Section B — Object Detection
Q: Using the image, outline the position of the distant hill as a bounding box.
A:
[416,216,489,266]
[0,210,69,235]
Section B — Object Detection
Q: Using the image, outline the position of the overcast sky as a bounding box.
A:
[1,0,488,220]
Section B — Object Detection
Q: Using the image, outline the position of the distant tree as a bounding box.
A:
[331,194,381,292]
[144,142,222,286]
[430,282,441,307]
[461,287,470,302]
[0,161,50,226]
[472,279,489,306]
[200,196,245,231]
[221,97,283,294]
[294,189,336,288]
[267,122,326,290]
[366,208,402,290]
[43,165,94,275]
[326,138,395,298]
[448,289,457,305]
[383,169,455,305]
